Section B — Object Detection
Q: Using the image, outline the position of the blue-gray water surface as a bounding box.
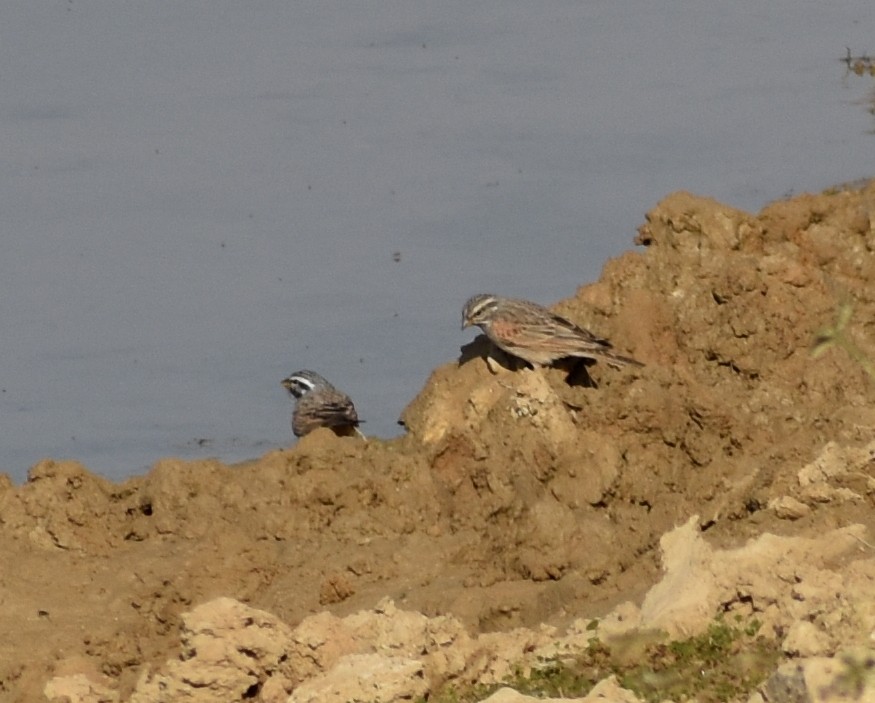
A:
[2,2,874,482]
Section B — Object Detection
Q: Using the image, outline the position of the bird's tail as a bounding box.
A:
[597,349,645,369]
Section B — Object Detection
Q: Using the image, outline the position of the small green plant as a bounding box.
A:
[422,616,780,703]
[812,303,875,380]
[620,618,776,703]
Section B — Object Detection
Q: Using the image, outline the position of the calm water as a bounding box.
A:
[2,2,873,482]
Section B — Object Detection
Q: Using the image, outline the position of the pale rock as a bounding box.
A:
[289,597,495,688]
[782,621,832,657]
[129,597,295,703]
[507,371,577,449]
[796,440,875,504]
[769,496,811,520]
[639,516,714,636]
[800,483,860,504]
[800,482,838,503]
[287,652,426,703]
[586,676,647,703]
[797,441,875,486]
[288,611,357,681]
[473,627,557,684]
[633,516,866,639]
[343,596,471,661]
[477,676,643,703]
[479,689,564,703]
[44,673,119,703]
[478,687,586,703]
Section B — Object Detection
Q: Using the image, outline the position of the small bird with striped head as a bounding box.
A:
[281,369,363,438]
[462,293,643,370]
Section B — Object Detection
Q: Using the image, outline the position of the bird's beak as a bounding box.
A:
[281,378,292,390]
[461,317,470,330]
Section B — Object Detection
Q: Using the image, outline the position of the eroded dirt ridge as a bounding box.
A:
[1,182,874,702]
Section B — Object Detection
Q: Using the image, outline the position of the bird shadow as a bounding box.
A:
[459,335,518,369]
[560,358,599,388]
[459,335,598,388]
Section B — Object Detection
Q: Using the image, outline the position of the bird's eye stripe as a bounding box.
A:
[467,296,498,319]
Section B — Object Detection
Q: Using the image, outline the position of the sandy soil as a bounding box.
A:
[3,181,875,702]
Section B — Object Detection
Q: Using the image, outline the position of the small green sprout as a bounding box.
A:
[811,303,875,380]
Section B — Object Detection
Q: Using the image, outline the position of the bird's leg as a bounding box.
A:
[484,346,523,374]
[485,354,507,375]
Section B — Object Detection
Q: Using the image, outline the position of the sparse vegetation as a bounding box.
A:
[811,303,875,380]
[422,616,781,703]
[842,48,875,77]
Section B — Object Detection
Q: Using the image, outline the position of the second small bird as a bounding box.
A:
[281,370,362,438]
[462,293,643,369]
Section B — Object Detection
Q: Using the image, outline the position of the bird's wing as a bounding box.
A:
[546,310,613,347]
[311,401,360,427]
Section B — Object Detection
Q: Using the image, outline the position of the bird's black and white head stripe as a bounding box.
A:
[281,369,330,399]
[461,293,500,329]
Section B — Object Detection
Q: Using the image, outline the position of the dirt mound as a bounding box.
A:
[42,520,875,702]
[3,181,875,702]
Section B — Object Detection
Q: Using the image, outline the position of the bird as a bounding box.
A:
[281,370,363,438]
[461,293,643,370]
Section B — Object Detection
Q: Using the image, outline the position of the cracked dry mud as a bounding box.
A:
[3,181,875,703]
